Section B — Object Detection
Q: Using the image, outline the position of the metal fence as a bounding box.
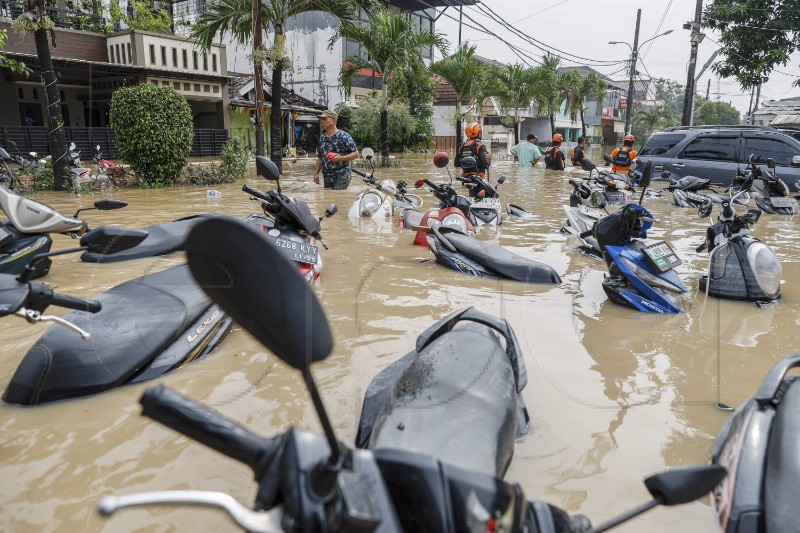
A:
[0,0,106,32]
[0,127,228,159]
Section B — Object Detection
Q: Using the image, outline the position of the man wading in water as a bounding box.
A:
[314,110,360,190]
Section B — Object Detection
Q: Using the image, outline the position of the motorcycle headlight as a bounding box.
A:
[359,192,382,216]
[441,213,468,231]
[619,256,684,293]
[747,242,781,298]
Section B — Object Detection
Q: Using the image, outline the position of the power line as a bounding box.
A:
[640,0,674,60]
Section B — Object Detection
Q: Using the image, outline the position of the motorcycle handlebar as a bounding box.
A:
[141,385,275,475]
[242,185,272,204]
[579,228,594,239]
[722,202,734,220]
[50,293,102,313]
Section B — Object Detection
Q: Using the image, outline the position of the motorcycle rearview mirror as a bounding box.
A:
[580,158,596,171]
[322,204,338,220]
[603,154,614,165]
[590,465,727,533]
[497,175,506,185]
[698,200,713,218]
[361,147,374,160]
[74,199,129,218]
[69,142,77,151]
[767,157,776,169]
[255,156,281,193]
[80,226,149,254]
[185,217,341,493]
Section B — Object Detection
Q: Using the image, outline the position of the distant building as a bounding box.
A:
[752,97,800,127]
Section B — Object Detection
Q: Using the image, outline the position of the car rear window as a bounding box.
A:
[639,134,685,156]
[682,136,737,162]
[745,136,800,166]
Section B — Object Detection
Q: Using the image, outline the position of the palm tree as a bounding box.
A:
[539,55,580,136]
[334,8,447,164]
[496,64,552,146]
[633,106,672,137]
[191,0,367,165]
[429,43,483,148]
[569,71,607,139]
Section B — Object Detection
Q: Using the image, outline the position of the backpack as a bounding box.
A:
[544,146,562,168]
[459,139,485,161]
[613,147,633,167]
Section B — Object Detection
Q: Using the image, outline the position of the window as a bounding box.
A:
[32,88,38,100]
[639,134,686,156]
[203,84,210,92]
[184,82,190,91]
[212,54,217,72]
[172,48,178,67]
[203,53,208,71]
[745,137,799,167]
[161,46,167,66]
[682,136,737,162]
[19,103,44,126]
[212,85,219,93]
[193,51,198,70]
[182,49,188,69]
[110,45,115,63]
[173,81,180,89]
[116,44,122,64]
[194,83,201,92]
[162,81,169,86]
[149,44,156,64]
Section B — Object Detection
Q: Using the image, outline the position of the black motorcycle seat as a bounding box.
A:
[4,264,212,405]
[445,232,561,284]
[81,215,214,263]
[765,378,800,532]
[366,324,519,477]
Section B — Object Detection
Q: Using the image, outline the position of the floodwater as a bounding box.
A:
[2,148,799,532]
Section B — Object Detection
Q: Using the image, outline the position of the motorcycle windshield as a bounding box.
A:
[274,195,321,235]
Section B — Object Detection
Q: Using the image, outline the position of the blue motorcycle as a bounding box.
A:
[588,161,689,313]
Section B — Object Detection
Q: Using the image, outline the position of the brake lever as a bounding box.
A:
[15,308,91,340]
[98,491,283,533]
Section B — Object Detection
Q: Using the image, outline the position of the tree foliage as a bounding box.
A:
[632,106,675,137]
[651,78,685,116]
[109,0,173,33]
[704,0,800,88]
[388,66,435,149]
[109,84,194,186]
[0,27,32,75]
[693,98,741,125]
[335,94,416,151]
[429,43,483,146]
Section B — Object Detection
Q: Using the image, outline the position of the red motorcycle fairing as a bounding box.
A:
[412,207,475,246]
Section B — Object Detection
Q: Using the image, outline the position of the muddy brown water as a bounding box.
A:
[2,151,799,532]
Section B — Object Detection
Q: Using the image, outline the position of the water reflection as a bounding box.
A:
[1,150,798,531]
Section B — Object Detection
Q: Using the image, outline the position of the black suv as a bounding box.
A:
[639,125,800,191]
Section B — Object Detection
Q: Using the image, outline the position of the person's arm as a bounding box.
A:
[477,144,490,169]
[454,146,462,168]
[314,157,322,184]
[328,150,359,163]
[510,144,519,158]
[328,133,360,163]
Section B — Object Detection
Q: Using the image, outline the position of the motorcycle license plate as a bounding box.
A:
[271,237,318,264]
[770,196,796,208]
[642,241,682,272]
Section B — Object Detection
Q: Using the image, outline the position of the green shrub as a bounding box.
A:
[218,137,251,182]
[109,84,193,186]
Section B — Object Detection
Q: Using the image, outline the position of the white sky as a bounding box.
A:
[432,0,800,116]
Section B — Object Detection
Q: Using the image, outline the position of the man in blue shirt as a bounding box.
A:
[314,110,360,190]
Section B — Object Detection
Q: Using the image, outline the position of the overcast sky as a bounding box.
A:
[432,0,800,116]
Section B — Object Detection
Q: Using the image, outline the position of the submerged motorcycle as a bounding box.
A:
[667,169,752,209]
[0,226,233,406]
[456,155,505,229]
[422,224,562,284]
[0,147,128,278]
[712,352,800,533]
[348,148,423,221]
[591,161,689,313]
[747,155,797,215]
[696,190,781,304]
[97,216,726,533]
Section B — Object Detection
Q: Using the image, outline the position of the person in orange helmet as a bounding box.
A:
[454,122,492,179]
[610,134,638,173]
[544,133,566,171]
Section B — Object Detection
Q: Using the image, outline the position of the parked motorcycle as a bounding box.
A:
[590,161,690,313]
[747,155,797,215]
[348,148,423,221]
[96,215,726,532]
[405,163,475,246]
[0,147,128,278]
[242,156,337,283]
[456,155,505,229]
[422,224,562,284]
[666,168,752,209]
[695,188,781,304]
[1,226,236,406]
[712,352,800,533]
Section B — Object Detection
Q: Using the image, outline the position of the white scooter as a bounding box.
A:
[347,148,423,222]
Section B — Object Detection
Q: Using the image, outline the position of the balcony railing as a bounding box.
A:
[1,0,106,33]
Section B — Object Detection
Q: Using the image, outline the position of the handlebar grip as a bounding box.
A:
[722,202,734,220]
[352,168,367,178]
[141,385,273,474]
[241,184,271,203]
[568,179,580,188]
[579,228,594,239]
[50,293,102,313]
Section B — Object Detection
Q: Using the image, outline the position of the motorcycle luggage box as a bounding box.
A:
[713,354,800,533]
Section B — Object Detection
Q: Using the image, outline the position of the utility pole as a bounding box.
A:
[753,84,761,124]
[624,9,641,136]
[458,6,463,46]
[252,0,265,156]
[681,0,704,126]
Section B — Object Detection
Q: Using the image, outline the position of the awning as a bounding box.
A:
[296,114,321,122]
[772,114,800,126]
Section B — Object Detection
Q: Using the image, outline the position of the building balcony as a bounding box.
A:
[0,0,106,33]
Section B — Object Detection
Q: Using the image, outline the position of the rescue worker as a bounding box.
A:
[544,133,566,171]
[571,136,587,167]
[454,122,491,178]
[610,134,638,174]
